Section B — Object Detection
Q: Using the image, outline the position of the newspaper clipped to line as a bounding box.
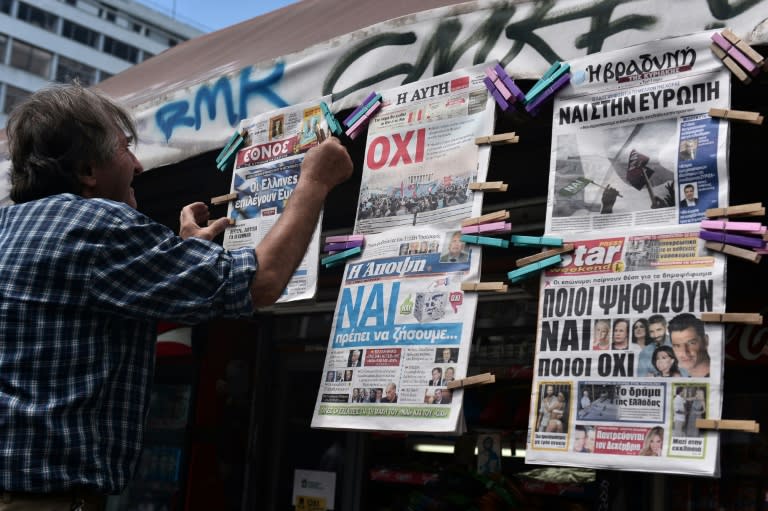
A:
[353,64,494,234]
[223,98,331,303]
[546,31,730,234]
[525,224,725,476]
[311,224,480,433]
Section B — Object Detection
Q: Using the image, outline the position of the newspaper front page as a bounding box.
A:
[223,99,330,302]
[546,31,730,234]
[311,225,481,432]
[353,64,494,234]
[525,225,725,475]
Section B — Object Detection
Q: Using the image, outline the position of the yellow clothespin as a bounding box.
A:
[701,312,763,325]
[461,210,510,227]
[210,192,238,205]
[461,282,508,293]
[705,202,764,218]
[474,132,519,145]
[446,372,496,390]
[709,108,763,125]
[468,181,508,192]
[515,244,575,267]
[704,241,762,263]
[696,419,760,433]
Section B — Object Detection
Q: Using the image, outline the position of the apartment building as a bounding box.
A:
[0,0,203,126]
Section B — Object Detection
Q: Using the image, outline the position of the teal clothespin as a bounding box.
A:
[460,234,510,249]
[524,62,570,103]
[216,129,244,165]
[507,254,562,283]
[216,132,246,171]
[509,235,563,247]
[321,246,362,267]
[320,101,343,137]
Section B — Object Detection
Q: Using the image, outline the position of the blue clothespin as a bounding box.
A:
[460,234,510,249]
[509,235,563,247]
[524,62,570,104]
[525,72,571,113]
[216,130,246,171]
[320,101,344,137]
[344,92,382,128]
[507,254,562,283]
[216,129,245,165]
[321,246,362,267]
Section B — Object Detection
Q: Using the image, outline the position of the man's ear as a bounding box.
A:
[78,164,97,198]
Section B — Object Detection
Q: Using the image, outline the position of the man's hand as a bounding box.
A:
[179,202,230,240]
[298,137,353,195]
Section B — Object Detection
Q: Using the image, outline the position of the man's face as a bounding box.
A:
[442,348,451,362]
[649,322,666,344]
[88,131,143,208]
[448,235,464,257]
[671,326,706,371]
[434,389,442,401]
[351,351,360,363]
[386,385,396,400]
[684,186,695,201]
[375,389,382,400]
[573,430,586,451]
[432,368,441,380]
[545,386,553,396]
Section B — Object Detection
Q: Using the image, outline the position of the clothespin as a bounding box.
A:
[709,108,763,125]
[468,181,508,192]
[515,244,575,267]
[525,70,572,113]
[461,210,510,227]
[524,62,570,105]
[705,203,765,218]
[460,221,511,235]
[704,241,762,263]
[483,64,525,112]
[474,133,519,145]
[700,219,764,232]
[509,234,563,247]
[696,419,760,433]
[460,234,509,249]
[216,129,247,171]
[710,43,752,84]
[320,101,343,137]
[326,234,365,243]
[321,246,362,267]
[207,218,235,227]
[324,234,365,254]
[210,192,238,206]
[461,282,508,293]
[346,100,382,140]
[507,254,562,283]
[699,230,765,249]
[721,29,766,70]
[711,32,761,76]
[701,312,763,325]
[446,372,495,390]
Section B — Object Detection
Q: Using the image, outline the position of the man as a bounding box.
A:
[439,231,469,263]
[428,367,443,386]
[573,425,589,452]
[348,349,362,367]
[673,386,687,436]
[679,183,698,208]
[373,389,384,403]
[669,313,710,377]
[0,84,352,509]
[637,315,673,377]
[432,388,445,404]
[437,347,457,363]
[384,383,398,403]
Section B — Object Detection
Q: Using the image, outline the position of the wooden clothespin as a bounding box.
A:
[705,203,765,218]
[721,29,766,69]
[207,217,235,226]
[461,210,510,227]
[461,282,508,293]
[710,43,752,84]
[701,312,763,325]
[711,32,762,76]
[704,241,762,263]
[474,133,519,145]
[516,244,575,267]
[709,108,763,125]
[210,192,238,206]
[696,419,760,433]
[446,372,495,390]
[468,181,508,192]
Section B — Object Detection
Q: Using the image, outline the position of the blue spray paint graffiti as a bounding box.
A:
[155,61,288,141]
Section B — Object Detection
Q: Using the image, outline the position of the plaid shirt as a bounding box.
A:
[0,194,256,493]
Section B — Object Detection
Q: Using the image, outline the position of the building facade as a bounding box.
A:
[0,0,203,127]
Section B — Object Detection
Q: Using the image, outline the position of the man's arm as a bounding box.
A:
[179,138,353,308]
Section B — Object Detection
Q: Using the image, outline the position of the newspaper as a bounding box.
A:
[546,31,730,234]
[223,99,330,302]
[353,64,494,235]
[525,224,725,476]
[311,224,480,432]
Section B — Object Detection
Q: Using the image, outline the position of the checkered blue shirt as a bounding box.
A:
[0,194,257,493]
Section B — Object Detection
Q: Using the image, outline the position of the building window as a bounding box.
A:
[62,19,99,48]
[103,36,138,63]
[3,84,31,114]
[10,39,52,78]
[142,51,154,62]
[65,0,77,5]
[56,56,96,86]
[0,0,12,15]
[0,34,7,62]
[17,2,58,32]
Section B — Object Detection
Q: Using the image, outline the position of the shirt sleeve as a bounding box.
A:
[88,204,257,322]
